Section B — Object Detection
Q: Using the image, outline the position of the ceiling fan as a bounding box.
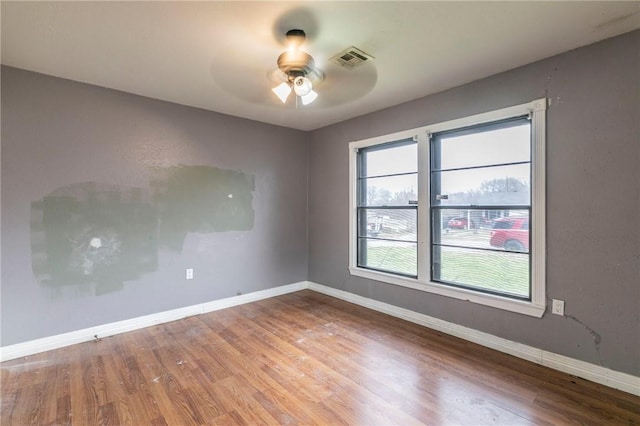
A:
[271,29,324,106]
[208,20,376,109]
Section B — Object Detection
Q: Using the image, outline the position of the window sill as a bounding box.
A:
[348,266,545,317]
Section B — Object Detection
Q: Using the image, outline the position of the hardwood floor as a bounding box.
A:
[2,290,639,425]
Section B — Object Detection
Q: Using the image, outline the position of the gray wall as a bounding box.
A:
[1,66,308,346]
[308,30,640,376]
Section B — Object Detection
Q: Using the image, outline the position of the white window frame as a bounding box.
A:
[348,99,547,317]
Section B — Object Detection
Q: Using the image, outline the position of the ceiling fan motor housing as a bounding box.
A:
[276,50,315,82]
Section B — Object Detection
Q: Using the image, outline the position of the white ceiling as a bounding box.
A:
[2,1,639,131]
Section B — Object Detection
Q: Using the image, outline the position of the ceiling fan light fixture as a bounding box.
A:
[272,82,292,103]
[271,29,323,107]
[300,89,318,105]
[293,76,312,96]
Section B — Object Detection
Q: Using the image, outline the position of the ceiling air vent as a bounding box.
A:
[330,46,374,70]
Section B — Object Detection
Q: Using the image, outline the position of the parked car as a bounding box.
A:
[447,217,475,230]
[490,217,529,252]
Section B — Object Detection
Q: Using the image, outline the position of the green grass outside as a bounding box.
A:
[365,245,529,298]
[365,246,418,276]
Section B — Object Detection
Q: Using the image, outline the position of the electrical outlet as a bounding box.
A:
[186,268,194,280]
[552,299,565,316]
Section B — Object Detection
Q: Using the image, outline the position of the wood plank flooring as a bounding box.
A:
[2,290,639,425]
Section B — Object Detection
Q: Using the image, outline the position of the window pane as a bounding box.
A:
[438,121,530,170]
[361,142,417,177]
[358,238,417,276]
[433,209,529,252]
[433,246,529,298]
[433,164,529,206]
[358,208,417,241]
[361,174,418,206]
[434,209,493,250]
[435,208,495,231]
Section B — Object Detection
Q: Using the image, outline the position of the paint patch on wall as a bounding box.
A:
[30,166,254,295]
[150,165,255,251]
[31,183,158,295]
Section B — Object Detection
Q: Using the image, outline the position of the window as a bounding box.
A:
[357,139,418,277]
[349,99,546,316]
[431,117,531,299]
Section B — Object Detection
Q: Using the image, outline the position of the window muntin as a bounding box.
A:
[356,139,418,277]
[349,99,546,317]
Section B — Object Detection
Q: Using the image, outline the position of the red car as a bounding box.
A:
[490,217,529,252]
[447,217,475,230]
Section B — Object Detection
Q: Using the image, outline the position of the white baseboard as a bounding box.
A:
[2,280,637,397]
[0,281,307,363]
[306,282,640,397]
